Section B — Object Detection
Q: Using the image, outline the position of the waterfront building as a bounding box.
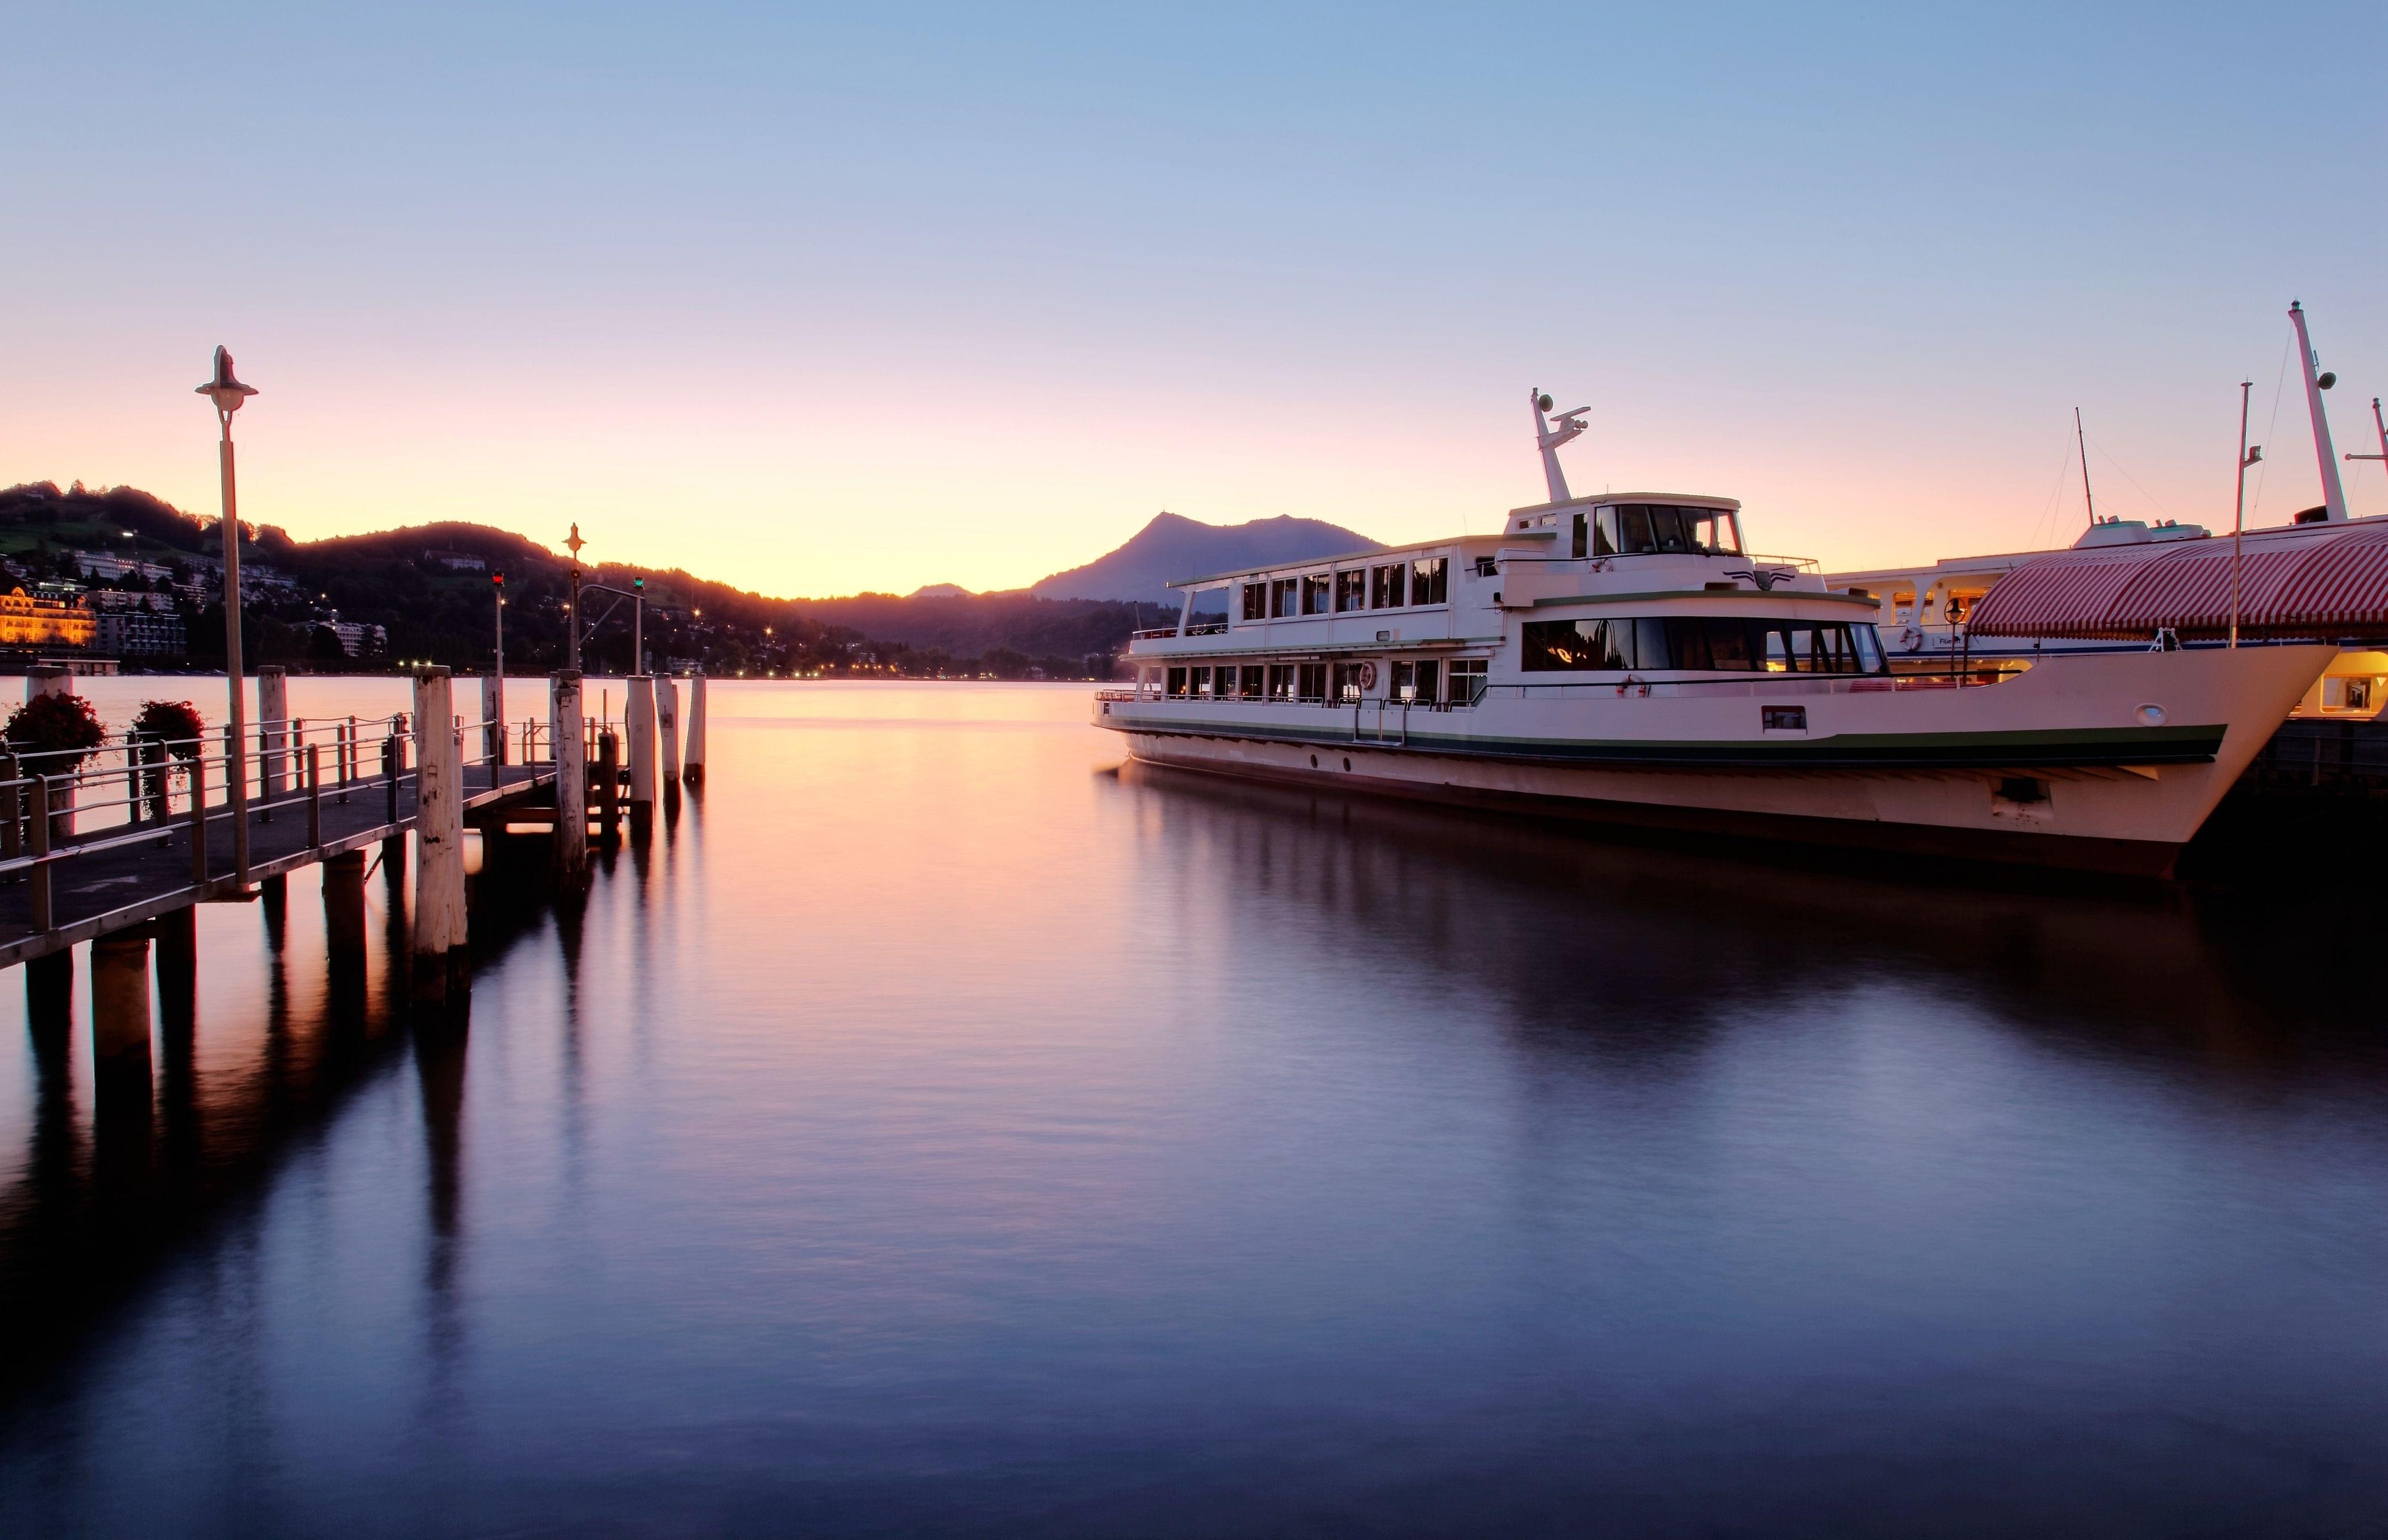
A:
[0,587,95,650]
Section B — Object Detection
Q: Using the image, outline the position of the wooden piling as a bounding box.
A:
[28,778,53,933]
[91,932,153,1070]
[152,906,197,1026]
[597,732,620,843]
[411,669,468,1000]
[682,673,706,785]
[482,675,505,766]
[258,665,288,817]
[24,665,69,704]
[625,676,657,824]
[551,669,588,880]
[25,951,71,1031]
[408,678,466,995]
[657,675,681,784]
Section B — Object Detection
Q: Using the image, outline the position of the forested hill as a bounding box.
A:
[0,482,1156,679]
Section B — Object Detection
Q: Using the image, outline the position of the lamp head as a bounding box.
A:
[195,346,258,414]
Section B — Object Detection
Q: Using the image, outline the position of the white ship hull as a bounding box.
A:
[1100,646,2334,876]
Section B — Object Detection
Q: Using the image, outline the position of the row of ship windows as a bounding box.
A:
[1522,617,1889,675]
[1163,657,1490,705]
[1241,557,1450,621]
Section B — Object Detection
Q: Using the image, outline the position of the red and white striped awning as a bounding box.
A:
[1967,519,2388,640]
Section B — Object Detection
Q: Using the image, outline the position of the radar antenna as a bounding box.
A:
[1530,389,1590,504]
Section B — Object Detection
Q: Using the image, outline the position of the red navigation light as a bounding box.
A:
[493,570,506,587]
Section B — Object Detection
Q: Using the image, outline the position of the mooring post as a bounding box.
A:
[657,675,681,785]
[188,755,208,886]
[257,665,288,821]
[24,665,69,704]
[683,673,707,785]
[597,731,620,843]
[153,905,197,1026]
[410,669,468,1002]
[482,674,504,767]
[25,951,70,1034]
[90,931,153,1083]
[625,675,657,830]
[28,778,53,933]
[551,669,588,879]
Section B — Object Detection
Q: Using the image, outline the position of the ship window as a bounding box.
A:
[1524,617,1888,674]
[1302,573,1332,615]
[1336,569,1367,612]
[1571,513,1588,559]
[1604,504,1741,556]
[1241,583,1266,621]
[1371,564,1405,608]
[1448,659,1487,705]
[1267,663,1295,700]
[1166,667,1189,697]
[1333,662,1366,701]
[1410,557,1447,606]
[1193,666,1215,697]
[1271,577,1298,618]
[1239,665,1264,698]
[1593,508,1619,556]
[1296,662,1327,702]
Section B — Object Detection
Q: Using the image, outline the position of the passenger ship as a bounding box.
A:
[1093,392,2334,875]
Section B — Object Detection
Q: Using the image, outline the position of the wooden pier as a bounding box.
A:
[0,665,707,983]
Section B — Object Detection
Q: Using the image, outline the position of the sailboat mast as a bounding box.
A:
[2075,408,2097,527]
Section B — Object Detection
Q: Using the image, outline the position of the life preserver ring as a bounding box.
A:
[1898,625,1924,653]
[1359,662,1378,690]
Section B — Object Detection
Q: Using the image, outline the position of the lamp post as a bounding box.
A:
[197,346,257,882]
[564,524,585,670]
[492,570,506,763]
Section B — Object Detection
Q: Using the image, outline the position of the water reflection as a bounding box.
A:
[0,684,2381,1536]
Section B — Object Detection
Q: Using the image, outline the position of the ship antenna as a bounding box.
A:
[1530,389,1590,504]
[2288,300,2350,521]
[2075,408,2097,527]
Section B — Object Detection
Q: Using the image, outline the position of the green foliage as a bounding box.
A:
[4,692,107,769]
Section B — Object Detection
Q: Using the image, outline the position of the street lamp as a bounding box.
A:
[196,345,257,883]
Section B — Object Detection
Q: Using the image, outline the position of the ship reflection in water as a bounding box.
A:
[1,682,2384,1536]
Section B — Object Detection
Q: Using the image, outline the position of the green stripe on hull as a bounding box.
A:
[1103,713,2223,769]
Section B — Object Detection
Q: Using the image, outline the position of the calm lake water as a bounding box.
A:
[1,679,2384,1536]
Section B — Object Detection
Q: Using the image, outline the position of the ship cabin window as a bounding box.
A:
[1336,569,1368,612]
[1241,582,1267,621]
[1392,659,1442,704]
[1594,504,1742,557]
[1892,591,1916,624]
[1238,665,1265,698]
[1166,666,1190,697]
[1370,563,1405,609]
[1270,577,1298,618]
[1267,663,1295,700]
[1192,666,1215,697]
[1448,658,1488,705]
[1297,662,1328,702]
[1572,512,1589,559]
[1521,616,1888,675]
[1410,557,1448,606]
[1333,662,1366,702]
[1302,573,1332,615]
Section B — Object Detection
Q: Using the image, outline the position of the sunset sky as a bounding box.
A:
[9,4,2384,598]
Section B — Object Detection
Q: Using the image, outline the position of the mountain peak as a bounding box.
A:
[1032,511,1384,607]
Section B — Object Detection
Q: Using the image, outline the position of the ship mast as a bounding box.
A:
[2288,300,2350,521]
[2075,408,2096,527]
[1530,389,1589,504]
[2347,396,2387,485]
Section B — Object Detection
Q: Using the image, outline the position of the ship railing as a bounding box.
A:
[1490,551,1821,574]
